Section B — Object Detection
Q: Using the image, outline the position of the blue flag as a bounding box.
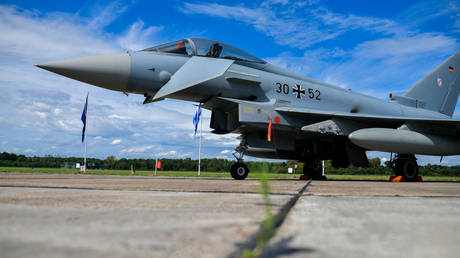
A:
[192,103,202,136]
[81,94,88,142]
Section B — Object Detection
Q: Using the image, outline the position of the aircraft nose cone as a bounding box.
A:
[35,53,131,91]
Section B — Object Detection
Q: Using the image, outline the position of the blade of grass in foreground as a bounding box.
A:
[243,163,276,258]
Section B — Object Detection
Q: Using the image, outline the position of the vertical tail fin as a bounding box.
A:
[404,51,460,117]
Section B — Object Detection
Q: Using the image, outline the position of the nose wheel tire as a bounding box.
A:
[231,162,249,180]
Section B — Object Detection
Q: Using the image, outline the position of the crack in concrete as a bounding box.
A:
[227,179,312,258]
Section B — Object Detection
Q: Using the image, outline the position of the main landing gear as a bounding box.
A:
[230,150,249,180]
[303,159,327,180]
[391,154,419,181]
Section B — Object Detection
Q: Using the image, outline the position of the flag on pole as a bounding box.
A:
[156,160,162,169]
[81,94,88,142]
[193,104,202,136]
[267,119,272,142]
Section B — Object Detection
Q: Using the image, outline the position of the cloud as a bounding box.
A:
[395,0,459,28]
[453,2,460,32]
[34,111,48,119]
[56,119,81,133]
[0,3,222,160]
[86,0,129,30]
[0,4,162,61]
[180,2,405,49]
[198,133,240,147]
[311,7,401,36]
[220,150,231,154]
[111,139,122,145]
[0,5,118,61]
[180,2,318,48]
[353,33,457,60]
[117,20,164,51]
[108,114,129,120]
[157,150,177,156]
[261,0,290,6]
[120,145,155,154]
[119,147,181,158]
[261,0,320,9]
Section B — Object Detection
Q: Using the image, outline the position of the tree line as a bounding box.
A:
[0,152,459,176]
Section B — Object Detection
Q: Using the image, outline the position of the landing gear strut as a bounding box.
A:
[230,149,249,180]
[303,159,327,180]
[392,154,419,181]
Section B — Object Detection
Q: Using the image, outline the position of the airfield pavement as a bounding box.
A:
[0,173,459,258]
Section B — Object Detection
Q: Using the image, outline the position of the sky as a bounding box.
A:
[0,0,459,165]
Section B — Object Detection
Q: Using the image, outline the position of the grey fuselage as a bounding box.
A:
[36,39,460,163]
[128,51,448,119]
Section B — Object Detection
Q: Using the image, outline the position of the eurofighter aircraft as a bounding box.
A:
[36,38,460,181]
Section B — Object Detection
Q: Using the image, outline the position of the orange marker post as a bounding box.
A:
[267,119,272,142]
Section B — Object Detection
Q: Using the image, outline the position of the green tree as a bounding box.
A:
[103,156,116,169]
[369,158,381,168]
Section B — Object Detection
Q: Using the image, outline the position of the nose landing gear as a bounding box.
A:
[230,146,249,180]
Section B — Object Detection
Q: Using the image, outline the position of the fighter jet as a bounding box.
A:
[35,38,460,181]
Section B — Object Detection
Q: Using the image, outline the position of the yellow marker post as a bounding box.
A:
[131,164,135,175]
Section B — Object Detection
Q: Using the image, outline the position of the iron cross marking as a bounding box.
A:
[292,84,305,99]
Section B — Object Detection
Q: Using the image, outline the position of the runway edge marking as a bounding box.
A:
[227,179,312,258]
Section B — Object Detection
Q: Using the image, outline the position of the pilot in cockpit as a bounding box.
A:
[142,39,265,64]
[205,43,223,58]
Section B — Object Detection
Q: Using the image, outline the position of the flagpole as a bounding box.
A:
[198,111,202,176]
[84,93,88,174]
[155,157,158,176]
[84,134,87,173]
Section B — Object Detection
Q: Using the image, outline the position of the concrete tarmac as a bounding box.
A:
[0,173,459,258]
[264,181,460,258]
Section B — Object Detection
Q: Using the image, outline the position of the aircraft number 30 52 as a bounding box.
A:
[275,82,320,100]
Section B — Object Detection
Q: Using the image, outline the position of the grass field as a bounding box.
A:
[1,167,460,181]
[0,167,292,179]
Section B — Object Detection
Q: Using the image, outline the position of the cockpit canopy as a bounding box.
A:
[142,38,265,64]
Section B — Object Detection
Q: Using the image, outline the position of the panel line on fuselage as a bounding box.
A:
[227,69,260,78]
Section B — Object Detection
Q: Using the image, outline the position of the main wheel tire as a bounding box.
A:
[402,159,419,181]
[231,162,249,180]
[303,160,326,180]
